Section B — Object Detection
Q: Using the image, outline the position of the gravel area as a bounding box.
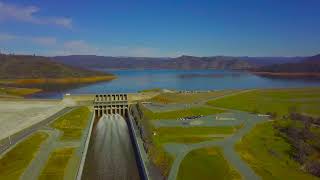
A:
[0,100,64,140]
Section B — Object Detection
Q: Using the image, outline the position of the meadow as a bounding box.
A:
[177,147,241,180]
[51,107,91,140]
[236,122,317,180]
[39,148,75,180]
[0,132,48,180]
[207,88,320,116]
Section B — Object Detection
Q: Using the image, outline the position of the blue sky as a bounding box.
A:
[0,0,319,57]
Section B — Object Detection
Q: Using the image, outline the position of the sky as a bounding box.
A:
[0,0,319,57]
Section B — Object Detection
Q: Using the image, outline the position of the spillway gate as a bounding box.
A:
[93,93,129,118]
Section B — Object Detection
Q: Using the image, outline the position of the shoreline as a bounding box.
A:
[0,75,116,97]
[252,71,320,78]
[0,75,116,86]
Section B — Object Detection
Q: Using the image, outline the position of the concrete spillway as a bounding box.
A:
[82,114,140,180]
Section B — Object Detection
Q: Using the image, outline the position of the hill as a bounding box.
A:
[303,54,320,65]
[53,55,254,70]
[252,54,320,78]
[239,56,305,67]
[0,54,115,88]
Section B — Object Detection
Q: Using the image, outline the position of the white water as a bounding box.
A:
[83,114,140,180]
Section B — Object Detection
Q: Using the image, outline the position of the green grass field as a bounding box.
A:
[148,125,240,177]
[153,126,240,144]
[150,90,239,104]
[51,107,90,140]
[0,132,48,180]
[236,122,318,180]
[38,148,75,180]
[177,147,241,180]
[143,105,224,120]
[207,88,320,116]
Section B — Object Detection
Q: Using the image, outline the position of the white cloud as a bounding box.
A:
[0,32,180,57]
[0,1,72,28]
[0,32,57,46]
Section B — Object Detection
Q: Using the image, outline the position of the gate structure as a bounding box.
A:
[93,93,129,118]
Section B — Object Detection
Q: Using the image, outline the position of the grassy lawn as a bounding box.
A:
[0,132,48,180]
[177,147,241,180]
[236,122,318,180]
[0,86,41,97]
[143,105,224,120]
[153,125,240,144]
[150,90,239,104]
[207,88,320,116]
[51,107,90,140]
[39,148,75,180]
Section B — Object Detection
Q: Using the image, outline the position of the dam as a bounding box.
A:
[81,93,142,180]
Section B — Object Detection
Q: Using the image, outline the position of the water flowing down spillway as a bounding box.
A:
[82,114,140,180]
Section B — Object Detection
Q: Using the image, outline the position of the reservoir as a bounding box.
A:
[30,69,320,98]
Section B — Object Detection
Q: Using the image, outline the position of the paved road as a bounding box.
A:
[167,111,268,180]
[0,107,73,155]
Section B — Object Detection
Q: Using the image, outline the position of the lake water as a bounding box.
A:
[31,69,320,98]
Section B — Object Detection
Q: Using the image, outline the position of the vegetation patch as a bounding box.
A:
[177,147,241,180]
[274,113,320,177]
[150,90,239,104]
[0,132,48,180]
[39,148,75,180]
[51,107,90,140]
[142,105,224,120]
[139,88,163,93]
[236,122,317,179]
[0,86,41,97]
[207,88,320,116]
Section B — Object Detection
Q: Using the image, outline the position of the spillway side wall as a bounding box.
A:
[77,112,95,180]
[127,111,149,180]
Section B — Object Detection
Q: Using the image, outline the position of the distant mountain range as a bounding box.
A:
[239,56,305,66]
[53,55,305,70]
[254,54,320,73]
[53,55,254,70]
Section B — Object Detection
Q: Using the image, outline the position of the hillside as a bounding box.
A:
[0,54,115,88]
[0,54,114,79]
[53,55,254,70]
[252,54,320,78]
[239,56,305,67]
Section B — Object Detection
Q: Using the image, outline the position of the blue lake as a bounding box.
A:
[31,69,320,98]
